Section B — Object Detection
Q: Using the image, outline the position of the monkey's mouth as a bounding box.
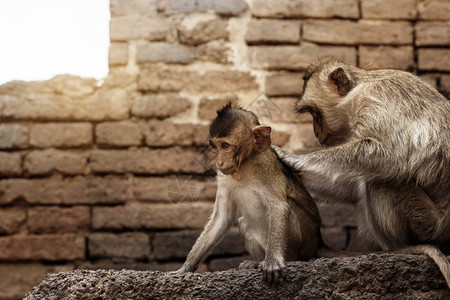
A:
[219,167,235,175]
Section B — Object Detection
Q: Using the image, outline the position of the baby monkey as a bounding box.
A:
[177,103,321,283]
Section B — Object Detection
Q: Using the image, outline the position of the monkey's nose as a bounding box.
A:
[218,161,224,167]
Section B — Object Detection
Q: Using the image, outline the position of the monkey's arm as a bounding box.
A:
[273,139,405,185]
[261,199,289,283]
[178,189,236,273]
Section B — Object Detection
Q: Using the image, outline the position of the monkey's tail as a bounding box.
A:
[397,244,450,289]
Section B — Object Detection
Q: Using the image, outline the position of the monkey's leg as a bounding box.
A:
[238,217,265,270]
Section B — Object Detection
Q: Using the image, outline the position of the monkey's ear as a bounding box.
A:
[328,67,353,97]
[253,125,272,152]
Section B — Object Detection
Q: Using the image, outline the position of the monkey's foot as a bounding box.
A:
[259,259,286,284]
[238,260,260,270]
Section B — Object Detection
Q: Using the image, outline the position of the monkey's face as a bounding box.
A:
[297,60,354,146]
[208,137,240,175]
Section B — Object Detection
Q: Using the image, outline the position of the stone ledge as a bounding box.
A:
[25,254,449,299]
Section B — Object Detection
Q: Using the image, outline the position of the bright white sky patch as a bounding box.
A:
[0,0,110,84]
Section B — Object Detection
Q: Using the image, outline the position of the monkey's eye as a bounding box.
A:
[221,142,230,150]
[209,141,216,149]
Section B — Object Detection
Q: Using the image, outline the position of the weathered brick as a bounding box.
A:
[179,16,228,45]
[96,121,143,147]
[303,20,413,45]
[197,40,231,64]
[92,202,213,230]
[133,176,217,202]
[29,123,93,148]
[198,95,239,121]
[199,0,248,15]
[0,152,21,176]
[416,21,450,46]
[0,234,85,261]
[143,120,208,147]
[272,131,291,147]
[110,0,157,16]
[109,43,129,65]
[0,178,130,205]
[110,16,169,41]
[0,263,72,299]
[419,74,439,89]
[265,73,303,96]
[136,42,195,64]
[0,124,28,149]
[440,75,450,96]
[248,43,357,70]
[153,228,245,260]
[28,206,90,234]
[418,0,450,20]
[158,0,197,14]
[0,208,26,234]
[361,0,416,19]
[101,69,137,89]
[90,148,210,175]
[252,0,359,19]
[1,89,130,121]
[418,49,450,71]
[267,98,312,124]
[88,233,150,259]
[290,123,320,151]
[246,19,300,44]
[321,227,348,250]
[24,150,88,175]
[137,65,258,93]
[318,203,358,228]
[131,94,191,119]
[0,75,97,98]
[359,46,414,70]
[208,256,249,272]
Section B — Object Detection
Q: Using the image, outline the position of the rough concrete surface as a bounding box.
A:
[25,254,449,300]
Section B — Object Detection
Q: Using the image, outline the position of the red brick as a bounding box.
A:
[361,0,416,19]
[248,43,356,70]
[88,233,150,259]
[0,263,73,299]
[303,20,413,45]
[90,148,212,175]
[28,206,90,234]
[251,0,359,19]
[0,208,26,234]
[24,150,88,175]
[92,202,213,230]
[359,46,414,70]
[0,234,85,261]
[29,123,93,148]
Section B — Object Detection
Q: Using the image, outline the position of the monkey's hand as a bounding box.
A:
[238,260,260,270]
[271,145,305,172]
[259,258,286,283]
[173,264,193,274]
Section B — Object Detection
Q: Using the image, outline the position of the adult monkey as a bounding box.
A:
[273,57,450,285]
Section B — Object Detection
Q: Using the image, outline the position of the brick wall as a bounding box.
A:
[0,0,449,298]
